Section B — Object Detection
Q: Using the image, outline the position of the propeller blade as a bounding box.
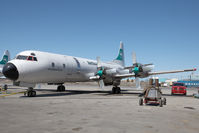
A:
[96,56,101,68]
[98,79,105,89]
[96,56,105,89]
[135,77,141,89]
[143,63,154,66]
[132,52,137,64]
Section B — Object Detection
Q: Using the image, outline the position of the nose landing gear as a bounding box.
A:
[24,85,66,97]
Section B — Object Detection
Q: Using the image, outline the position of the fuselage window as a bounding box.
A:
[52,62,55,67]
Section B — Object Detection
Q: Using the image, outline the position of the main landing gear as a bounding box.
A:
[57,85,65,92]
[112,86,121,94]
[24,87,36,97]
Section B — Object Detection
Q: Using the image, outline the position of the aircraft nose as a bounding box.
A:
[2,63,19,80]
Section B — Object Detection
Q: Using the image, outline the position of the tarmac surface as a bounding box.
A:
[0,82,199,133]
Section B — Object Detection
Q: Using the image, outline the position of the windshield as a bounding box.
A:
[16,55,28,60]
[16,55,38,61]
[173,83,185,86]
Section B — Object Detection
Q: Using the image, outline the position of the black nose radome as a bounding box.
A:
[3,63,19,80]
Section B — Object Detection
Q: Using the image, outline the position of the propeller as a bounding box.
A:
[132,52,137,64]
[130,52,140,89]
[131,52,154,89]
[96,57,105,89]
[131,52,142,75]
[135,77,141,89]
[143,63,153,66]
[98,79,105,89]
[131,52,153,75]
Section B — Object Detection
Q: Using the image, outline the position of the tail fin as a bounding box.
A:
[113,41,125,67]
[0,50,10,65]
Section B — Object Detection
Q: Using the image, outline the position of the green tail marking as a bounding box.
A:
[116,49,123,61]
[0,55,8,65]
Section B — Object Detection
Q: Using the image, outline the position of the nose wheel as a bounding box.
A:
[57,85,65,92]
[112,87,121,94]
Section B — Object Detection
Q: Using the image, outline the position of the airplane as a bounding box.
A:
[0,50,10,77]
[2,42,196,97]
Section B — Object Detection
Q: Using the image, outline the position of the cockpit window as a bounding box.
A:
[16,55,28,60]
[33,57,37,61]
[27,56,38,61]
[16,55,38,61]
[27,56,33,61]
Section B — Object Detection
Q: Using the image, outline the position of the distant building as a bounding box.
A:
[177,80,199,88]
[165,78,178,86]
[177,73,199,88]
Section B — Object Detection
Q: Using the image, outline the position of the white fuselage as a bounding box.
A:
[0,65,3,76]
[9,50,127,84]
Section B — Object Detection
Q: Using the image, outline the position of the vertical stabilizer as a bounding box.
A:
[0,50,10,65]
[113,42,125,67]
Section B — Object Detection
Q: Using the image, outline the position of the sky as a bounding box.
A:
[0,0,199,79]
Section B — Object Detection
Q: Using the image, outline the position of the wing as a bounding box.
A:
[148,68,197,75]
[114,73,136,78]
[114,68,196,79]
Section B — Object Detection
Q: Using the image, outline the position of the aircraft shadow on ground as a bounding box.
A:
[20,89,111,98]
[19,88,192,98]
[20,89,141,98]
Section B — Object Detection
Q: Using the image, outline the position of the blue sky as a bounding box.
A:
[0,0,199,78]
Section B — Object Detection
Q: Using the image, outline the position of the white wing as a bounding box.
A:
[114,68,196,79]
[148,68,196,75]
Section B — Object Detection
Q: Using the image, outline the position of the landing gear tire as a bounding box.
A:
[139,98,143,106]
[57,85,65,92]
[163,98,166,105]
[57,86,61,92]
[112,87,121,94]
[159,99,163,107]
[27,90,36,97]
[116,87,121,94]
